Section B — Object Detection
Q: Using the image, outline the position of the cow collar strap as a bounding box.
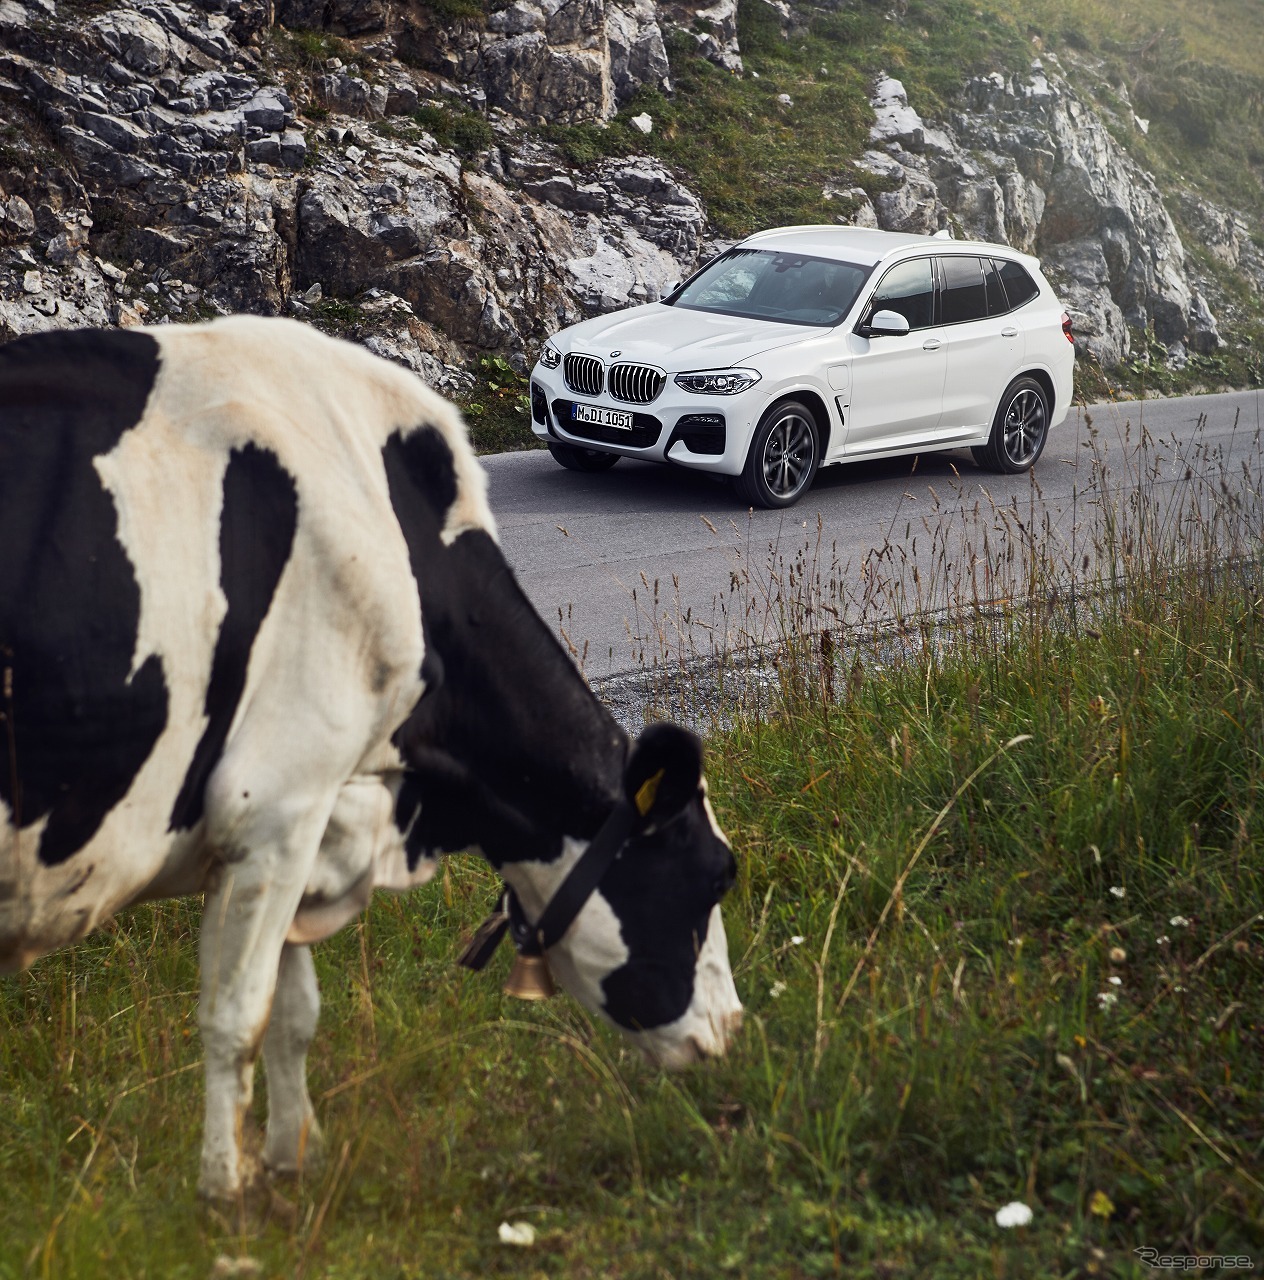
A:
[457,797,640,1000]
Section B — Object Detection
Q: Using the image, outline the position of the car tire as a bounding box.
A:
[733,399,821,508]
[972,376,1049,474]
[547,442,620,472]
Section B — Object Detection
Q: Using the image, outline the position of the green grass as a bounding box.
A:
[460,355,540,454]
[412,104,496,158]
[2,429,1262,1276]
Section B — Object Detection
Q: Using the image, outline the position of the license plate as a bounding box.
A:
[573,403,634,431]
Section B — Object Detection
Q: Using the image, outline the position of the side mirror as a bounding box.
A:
[859,309,911,338]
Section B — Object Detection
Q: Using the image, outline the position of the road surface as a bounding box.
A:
[483,389,1264,680]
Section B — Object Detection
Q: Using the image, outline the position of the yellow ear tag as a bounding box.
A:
[634,768,666,817]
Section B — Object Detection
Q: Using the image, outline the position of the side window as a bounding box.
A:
[939,256,987,324]
[982,257,1008,316]
[867,258,934,331]
[995,258,1040,310]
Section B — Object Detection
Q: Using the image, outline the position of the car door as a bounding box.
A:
[844,257,948,455]
[937,255,1025,435]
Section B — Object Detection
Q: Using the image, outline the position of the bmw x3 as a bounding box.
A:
[529,225,1076,508]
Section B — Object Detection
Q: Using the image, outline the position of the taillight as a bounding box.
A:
[1061,311,1075,344]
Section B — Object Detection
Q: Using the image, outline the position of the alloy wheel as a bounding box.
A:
[1003,387,1047,468]
[761,411,815,500]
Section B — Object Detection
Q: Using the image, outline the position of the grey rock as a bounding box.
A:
[245,135,281,164]
[658,0,741,74]
[315,71,383,117]
[279,129,307,168]
[79,110,150,153]
[59,124,161,185]
[91,10,177,76]
[0,194,36,239]
[385,82,419,115]
[45,228,86,264]
[274,0,387,36]
[242,89,291,132]
[480,31,609,124]
[608,0,670,104]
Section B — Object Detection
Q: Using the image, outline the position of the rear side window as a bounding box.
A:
[982,257,1007,316]
[868,258,934,330]
[938,256,987,324]
[995,258,1040,310]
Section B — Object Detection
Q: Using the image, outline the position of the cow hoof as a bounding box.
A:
[199,1161,295,1232]
[262,1183,300,1229]
[262,1118,324,1180]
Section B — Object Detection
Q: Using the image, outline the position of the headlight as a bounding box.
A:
[539,343,562,369]
[674,368,761,395]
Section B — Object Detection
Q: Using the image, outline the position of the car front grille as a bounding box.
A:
[608,362,665,404]
[563,353,604,397]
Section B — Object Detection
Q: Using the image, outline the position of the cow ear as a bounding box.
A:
[624,722,703,828]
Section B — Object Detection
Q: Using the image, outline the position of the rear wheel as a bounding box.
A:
[972,376,1049,474]
[548,442,620,472]
[733,399,821,508]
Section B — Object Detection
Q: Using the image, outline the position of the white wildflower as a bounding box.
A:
[1156,936,1170,946]
[1170,915,1191,928]
[769,981,787,999]
[1096,990,1118,1009]
[790,936,805,946]
[1109,886,1126,899]
[1107,975,1122,986]
[994,1201,1033,1228]
[498,1222,536,1247]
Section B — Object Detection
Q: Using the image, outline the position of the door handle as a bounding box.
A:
[922,338,942,351]
[1001,326,1019,338]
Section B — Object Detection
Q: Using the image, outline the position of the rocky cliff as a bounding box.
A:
[0,0,1258,395]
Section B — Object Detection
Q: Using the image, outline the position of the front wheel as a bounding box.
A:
[972,376,1049,474]
[733,400,821,508]
[547,442,620,472]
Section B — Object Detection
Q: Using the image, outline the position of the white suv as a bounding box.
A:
[528,226,1075,508]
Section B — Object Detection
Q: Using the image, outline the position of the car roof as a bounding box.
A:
[740,225,1036,270]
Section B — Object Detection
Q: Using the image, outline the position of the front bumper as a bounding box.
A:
[529,363,767,477]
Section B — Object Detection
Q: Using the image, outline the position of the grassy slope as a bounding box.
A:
[3,440,1262,1276]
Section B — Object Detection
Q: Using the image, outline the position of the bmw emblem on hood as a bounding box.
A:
[610,350,622,358]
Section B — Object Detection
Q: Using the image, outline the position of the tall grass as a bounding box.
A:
[2,421,1262,1276]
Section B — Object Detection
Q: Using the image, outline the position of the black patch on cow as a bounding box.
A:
[393,765,560,871]
[0,328,169,865]
[598,801,737,1030]
[382,424,626,862]
[170,444,299,831]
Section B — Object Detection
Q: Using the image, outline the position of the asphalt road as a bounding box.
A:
[484,389,1264,680]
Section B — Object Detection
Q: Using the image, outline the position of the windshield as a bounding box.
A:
[670,248,871,327]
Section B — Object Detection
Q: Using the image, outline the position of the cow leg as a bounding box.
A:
[197,811,328,1201]
[262,941,322,1175]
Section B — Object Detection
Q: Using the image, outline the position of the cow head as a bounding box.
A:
[397,717,743,1069]
[496,722,742,1067]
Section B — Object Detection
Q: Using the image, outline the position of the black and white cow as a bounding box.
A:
[0,316,741,1200]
